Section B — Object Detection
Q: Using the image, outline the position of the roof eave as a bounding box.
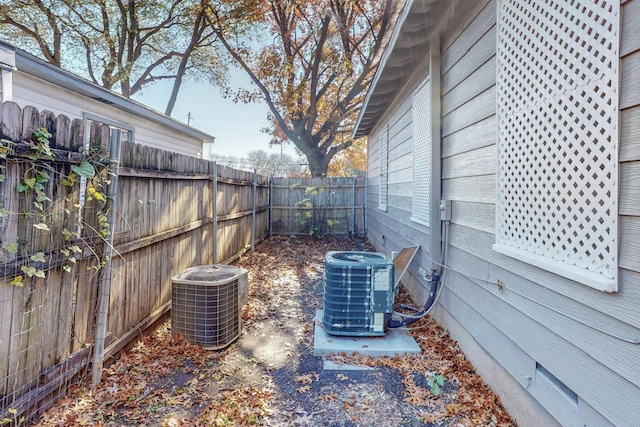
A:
[353,0,449,139]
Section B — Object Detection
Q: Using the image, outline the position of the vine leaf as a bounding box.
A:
[34,223,50,231]
[71,162,96,179]
[21,266,38,277]
[10,276,24,287]
[4,243,18,253]
[30,252,46,263]
[36,171,50,183]
[87,187,105,202]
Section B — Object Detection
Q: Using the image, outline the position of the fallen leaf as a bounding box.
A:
[295,373,318,384]
[318,393,337,402]
[447,403,463,415]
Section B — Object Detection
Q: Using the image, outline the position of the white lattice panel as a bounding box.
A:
[412,78,431,225]
[496,0,619,290]
[379,126,388,211]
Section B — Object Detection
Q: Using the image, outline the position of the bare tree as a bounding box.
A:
[206,0,397,177]
[0,0,224,115]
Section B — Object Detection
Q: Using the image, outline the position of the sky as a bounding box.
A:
[133,67,301,161]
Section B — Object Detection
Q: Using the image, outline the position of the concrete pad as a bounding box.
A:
[313,310,421,357]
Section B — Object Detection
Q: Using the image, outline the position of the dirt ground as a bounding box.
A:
[36,236,515,426]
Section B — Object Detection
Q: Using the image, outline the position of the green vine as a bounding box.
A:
[0,128,111,287]
[427,374,446,396]
[293,185,339,237]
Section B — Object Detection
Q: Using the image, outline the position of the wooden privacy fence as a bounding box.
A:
[0,102,269,422]
[270,177,366,236]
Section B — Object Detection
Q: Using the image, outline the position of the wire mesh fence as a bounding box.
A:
[1,105,107,423]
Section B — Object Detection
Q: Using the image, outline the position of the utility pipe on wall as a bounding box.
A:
[351,176,356,235]
[364,171,367,237]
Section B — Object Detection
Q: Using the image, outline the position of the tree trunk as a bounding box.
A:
[307,149,330,177]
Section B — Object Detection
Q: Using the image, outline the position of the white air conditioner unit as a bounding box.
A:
[171,264,248,350]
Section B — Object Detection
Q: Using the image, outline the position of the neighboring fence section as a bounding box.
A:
[0,102,269,422]
[0,102,363,423]
[270,177,366,236]
[214,166,269,263]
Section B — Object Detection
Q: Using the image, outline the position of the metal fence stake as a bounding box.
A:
[91,129,122,385]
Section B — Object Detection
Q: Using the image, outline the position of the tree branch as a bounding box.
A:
[205,8,303,152]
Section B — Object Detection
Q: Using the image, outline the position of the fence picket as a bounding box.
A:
[1,101,21,140]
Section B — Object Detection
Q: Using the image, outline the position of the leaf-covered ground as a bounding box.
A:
[36,236,515,426]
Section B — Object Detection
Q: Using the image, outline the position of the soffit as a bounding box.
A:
[354,0,449,139]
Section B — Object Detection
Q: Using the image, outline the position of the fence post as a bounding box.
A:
[251,169,257,251]
[91,129,122,385]
[269,175,273,237]
[351,177,356,235]
[211,161,217,264]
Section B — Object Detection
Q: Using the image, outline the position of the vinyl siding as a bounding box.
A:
[11,73,203,157]
[437,1,640,425]
[366,61,435,304]
[365,0,640,425]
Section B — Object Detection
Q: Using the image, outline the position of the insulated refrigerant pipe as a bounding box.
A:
[387,273,440,328]
[387,215,451,328]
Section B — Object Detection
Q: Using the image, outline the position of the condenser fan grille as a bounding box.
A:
[172,279,239,350]
[171,265,247,350]
[323,251,394,336]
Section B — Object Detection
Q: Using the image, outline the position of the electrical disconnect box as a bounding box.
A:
[440,199,452,221]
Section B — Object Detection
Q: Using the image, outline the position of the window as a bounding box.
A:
[494,0,619,291]
[0,64,14,103]
[378,125,388,211]
[411,77,431,225]
[83,113,134,150]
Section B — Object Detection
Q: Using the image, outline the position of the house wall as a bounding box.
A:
[367,0,640,425]
[366,55,435,305]
[10,72,203,157]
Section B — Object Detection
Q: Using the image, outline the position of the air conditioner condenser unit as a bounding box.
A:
[322,251,394,336]
[171,264,248,350]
